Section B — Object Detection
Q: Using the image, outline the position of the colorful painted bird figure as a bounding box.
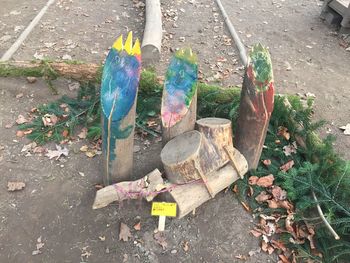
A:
[101,32,141,183]
[161,48,198,128]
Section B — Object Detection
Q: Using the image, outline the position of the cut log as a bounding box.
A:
[101,32,142,184]
[234,44,274,170]
[141,0,162,65]
[196,117,232,166]
[161,130,223,184]
[93,169,164,209]
[161,48,198,145]
[163,148,248,218]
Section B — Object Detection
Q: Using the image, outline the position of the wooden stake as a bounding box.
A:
[161,48,198,145]
[101,32,142,184]
[158,216,166,231]
[234,44,274,170]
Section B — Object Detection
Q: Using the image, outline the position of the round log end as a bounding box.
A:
[161,130,201,166]
[196,117,231,128]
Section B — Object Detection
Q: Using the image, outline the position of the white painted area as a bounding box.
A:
[0,0,55,62]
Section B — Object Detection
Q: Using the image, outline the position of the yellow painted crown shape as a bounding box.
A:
[112,31,141,56]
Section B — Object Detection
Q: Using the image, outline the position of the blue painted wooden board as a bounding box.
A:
[101,32,141,184]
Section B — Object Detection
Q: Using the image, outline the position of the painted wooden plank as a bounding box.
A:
[101,32,141,185]
[234,44,274,170]
[161,48,198,129]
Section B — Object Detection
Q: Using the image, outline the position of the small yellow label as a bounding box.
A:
[151,202,177,217]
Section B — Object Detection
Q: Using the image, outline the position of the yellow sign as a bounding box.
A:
[151,202,177,217]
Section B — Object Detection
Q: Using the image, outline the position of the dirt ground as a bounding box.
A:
[0,0,349,262]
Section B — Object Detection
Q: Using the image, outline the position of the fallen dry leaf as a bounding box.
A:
[26,76,37,83]
[119,222,132,242]
[278,254,290,263]
[7,181,26,191]
[16,93,24,98]
[250,229,262,237]
[283,142,297,156]
[5,123,13,129]
[235,254,247,260]
[261,240,269,252]
[46,145,69,160]
[232,184,238,193]
[80,145,89,152]
[62,129,69,138]
[278,126,290,140]
[247,186,254,197]
[16,114,28,124]
[16,130,25,137]
[133,222,141,231]
[42,114,58,127]
[248,176,259,185]
[271,239,287,252]
[262,159,271,166]
[271,186,287,201]
[285,214,295,234]
[78,128,88,139]
[154,232,167,249]
[280,160,295,172]
[257,174,275,187]
[182,241,189,252]
[339,123,350,135]
[255,191,271,203]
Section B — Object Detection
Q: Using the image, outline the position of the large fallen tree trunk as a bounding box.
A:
[0,60,100,81]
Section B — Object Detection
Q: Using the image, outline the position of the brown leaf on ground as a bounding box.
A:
[133,222,141,231]
[283,142,297,156]
[267,245,274,255]
[285,214,295,234]
[262,159,271,166]
[248,176,259,185]
[278,254,291,263]
[261,240,269,252]
[241,201,251,211]
[247,186,254,197]
[5,123,13,128]
[26,76,37,83]
[62,129,69,138]
[267,200,293,211]
[78,128,88,139]
[42,114,58,127]
[23,129,33,135]
[250,229,263,237]
[154,232,167,249]
[271,186,287,201]
[280,160,295,172]
[271,239,287,252]
[80,145,89,152]
[16,114,28,124]
[16,130,25,137]
[232,184,238,193]
[255,191,271,203]
[119,222,132,242]
[235,254,247,260]
[45,145,69,160]
[8,181,26,191]
[278,126,290,140]
[256,174,275,187]
[182,241,189,252]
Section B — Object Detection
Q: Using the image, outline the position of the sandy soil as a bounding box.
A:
[0,0,349,262]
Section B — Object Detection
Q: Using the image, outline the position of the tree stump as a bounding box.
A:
[161,130,223,185]
[101,32,142,185]
[161,48,198,145]
[163,149,248,218]
[234,44,274,170]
